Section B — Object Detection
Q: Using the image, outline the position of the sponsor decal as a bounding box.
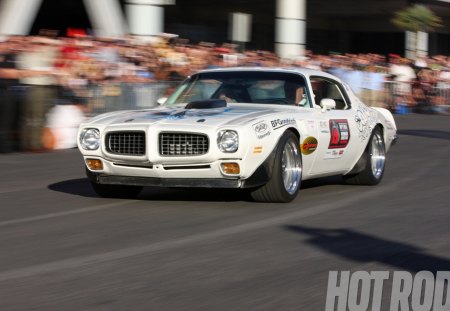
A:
[355,105,377,141]
[324,149,344,159]
[306,120,316,131]
[329,119,350,149]
[253,146,263,154]
[319,120,328,129]
[270,118,296,130]
[326,270,450,311]
[252,121,271,139]
[301,136,318,155]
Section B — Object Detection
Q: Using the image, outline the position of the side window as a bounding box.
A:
[310,77,350,110]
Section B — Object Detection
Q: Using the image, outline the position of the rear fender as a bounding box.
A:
[346,125,383,175]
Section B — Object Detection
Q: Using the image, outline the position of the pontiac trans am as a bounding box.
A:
[78,68,398,202]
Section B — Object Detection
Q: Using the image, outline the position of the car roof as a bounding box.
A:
[194,66,340,82]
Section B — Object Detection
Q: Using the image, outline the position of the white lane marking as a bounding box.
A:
[0,145,446,282]
[0,201,136,228]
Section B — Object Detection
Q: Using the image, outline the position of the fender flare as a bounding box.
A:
[346,124,383,175]
[241,128,300,188]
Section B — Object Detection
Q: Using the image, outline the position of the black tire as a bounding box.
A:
[90,182,143,199]
[344,126,386,185]
[250,131,302,203]
[85,167,143,198]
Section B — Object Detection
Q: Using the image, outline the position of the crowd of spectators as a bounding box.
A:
[0,34,449,153]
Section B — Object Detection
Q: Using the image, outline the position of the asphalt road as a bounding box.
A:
[0,113,449,311]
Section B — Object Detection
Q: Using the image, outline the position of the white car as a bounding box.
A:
[78,68,398,202]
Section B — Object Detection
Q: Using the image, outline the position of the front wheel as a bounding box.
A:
[85,167,143,198]
[344,126,386,185]
[250,131,302,203]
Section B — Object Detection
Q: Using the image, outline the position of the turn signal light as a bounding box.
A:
[221,163,240,175]
[86,158,103,170]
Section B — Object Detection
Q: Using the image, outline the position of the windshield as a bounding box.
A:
[165,71,311,107]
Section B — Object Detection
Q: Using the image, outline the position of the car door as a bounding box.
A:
[308,76,360,175]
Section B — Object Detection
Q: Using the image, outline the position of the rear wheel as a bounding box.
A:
[344,127,386,185]
[250,131,302,203]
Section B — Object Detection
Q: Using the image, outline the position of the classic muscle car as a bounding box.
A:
[78,68,397,202]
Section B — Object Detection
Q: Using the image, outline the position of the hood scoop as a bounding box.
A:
[185,99,227,109]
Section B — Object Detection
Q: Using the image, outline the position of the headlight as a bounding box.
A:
[80,128,100,150]
[217,130,239,153]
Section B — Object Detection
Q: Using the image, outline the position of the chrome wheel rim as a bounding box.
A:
[371,133,386,179]
[281,140,302,195]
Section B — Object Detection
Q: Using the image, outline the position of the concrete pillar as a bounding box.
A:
[416,31,428,58]
[0,0,42,35]
[229,12,252,52]
[125,0,175,38]
[275,0,306,59]
[83,0,127,37]
[405,30,428,59]
[405,31,416,59]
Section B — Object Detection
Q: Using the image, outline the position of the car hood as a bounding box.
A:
[88,105,301,128]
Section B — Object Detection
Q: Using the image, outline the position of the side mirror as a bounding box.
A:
[157,97,167,105]
[320,98,336,112]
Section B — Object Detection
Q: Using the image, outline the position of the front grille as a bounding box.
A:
[159,132,209,156]
[106,132,145,156]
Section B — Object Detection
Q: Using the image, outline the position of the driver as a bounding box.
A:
[285,82,308,106]
[218,89,237,103]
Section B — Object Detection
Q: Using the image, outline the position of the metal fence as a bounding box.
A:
[80,81,179,117]
[382,81,449,115]
[72,80,450,116]
[2,79,447,152]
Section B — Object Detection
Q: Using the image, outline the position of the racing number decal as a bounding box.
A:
[328,119,350,149]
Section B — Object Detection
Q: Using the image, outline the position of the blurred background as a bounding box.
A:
[0,3,449,309]
[0,0,449,153]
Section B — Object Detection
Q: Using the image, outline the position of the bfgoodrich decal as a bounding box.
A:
[329,119,350,149]
[270,118,296,130]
